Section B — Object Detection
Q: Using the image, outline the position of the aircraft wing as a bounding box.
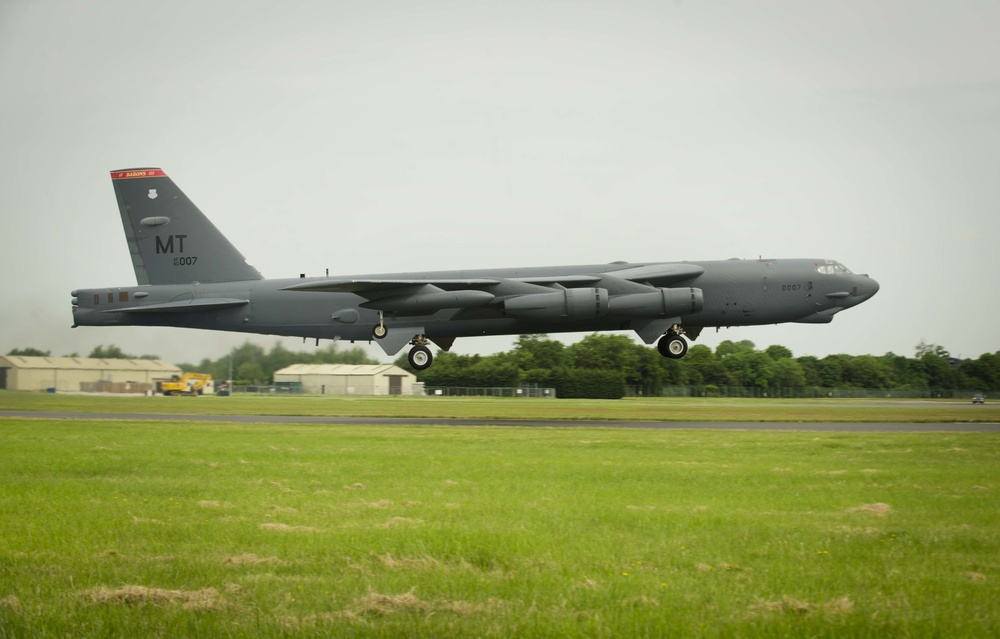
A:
[280,264,697,295]
[283,279,501,314]
[279,264,704,315]
[608,263,705,286]
[281,278,500,293]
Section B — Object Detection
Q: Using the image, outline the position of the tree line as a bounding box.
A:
[393,335,1000,397]
[8,337,999,395]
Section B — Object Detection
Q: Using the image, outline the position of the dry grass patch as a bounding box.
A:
[749,595,853,616]
[260,523,319,532]
[0,595,20,615]
[376,517,423,528]
[379,553,440,570]
[281,611,363,629]
[81,586,226,611]
[350,589,504,617]
[226,553,287,566]
[198,500,232,508]
[848,502,892,515]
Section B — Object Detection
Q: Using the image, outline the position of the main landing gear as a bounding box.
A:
[371,318,434,371]
[408,343,432,370]
[657,326,688,359]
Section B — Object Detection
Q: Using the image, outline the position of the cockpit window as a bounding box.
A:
[817,260,852,275]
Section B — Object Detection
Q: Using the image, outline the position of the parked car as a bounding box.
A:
[972,394,986,404]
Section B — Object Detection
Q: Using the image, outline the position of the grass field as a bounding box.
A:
[1,402,998,637]
[2,390,999,423]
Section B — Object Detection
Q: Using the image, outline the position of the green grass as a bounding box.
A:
[1,417,998,637]
[3,390,999,422]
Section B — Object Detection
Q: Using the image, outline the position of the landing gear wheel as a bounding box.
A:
[408,345,433,371]
[657,333,688,359]
[372,324,388,339]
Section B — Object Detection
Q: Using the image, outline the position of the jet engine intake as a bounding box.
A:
[608,287,704,317]
[504,287,609,321]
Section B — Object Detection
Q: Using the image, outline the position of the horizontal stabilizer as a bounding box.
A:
[109,298,250,313]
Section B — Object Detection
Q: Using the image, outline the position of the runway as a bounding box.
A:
[2,410,998,432]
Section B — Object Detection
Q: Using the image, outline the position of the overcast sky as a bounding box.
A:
[2,0,998,365]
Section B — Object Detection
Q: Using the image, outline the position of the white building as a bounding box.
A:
[272,364,419,395]
[0,356,182,393]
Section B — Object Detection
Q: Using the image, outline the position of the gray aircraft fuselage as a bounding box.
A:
[70,168,879,369]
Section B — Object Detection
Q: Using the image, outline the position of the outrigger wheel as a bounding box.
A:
[408,344,433,371]
[372,311,387,339]
[657,332,688,359]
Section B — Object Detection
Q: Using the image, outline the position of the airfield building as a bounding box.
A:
[272,364,419,395]
[0,356,182,394]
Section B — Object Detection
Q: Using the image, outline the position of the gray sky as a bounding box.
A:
[2,0,998,364]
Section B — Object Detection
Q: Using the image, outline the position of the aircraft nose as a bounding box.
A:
[856,275,879,301]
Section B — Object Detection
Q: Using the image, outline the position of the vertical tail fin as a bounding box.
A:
[111,168,263,285]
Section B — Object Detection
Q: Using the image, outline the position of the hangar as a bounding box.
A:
[272,364,419,395]
[0,356,181,393]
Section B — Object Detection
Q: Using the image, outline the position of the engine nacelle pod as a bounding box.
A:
[608,287,704,317]
[504,287,609,321]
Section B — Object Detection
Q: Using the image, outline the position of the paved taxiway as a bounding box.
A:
[2,410,998,432]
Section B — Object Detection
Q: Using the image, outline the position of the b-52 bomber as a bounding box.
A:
[71,168,879,370]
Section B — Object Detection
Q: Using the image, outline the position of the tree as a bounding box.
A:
[6,347,51,357]
[513,334,568,370]
[772,358,806,390]
[765,344,794,360]
[681,345,726,387]
[881,353,926,389]
[639,347,683,387]
[915,340,950,359]
[716,340,755,359]
[722,350,775,388]
[235,361,266,385]
[842,355,892,389]
[818,355,850,387]
[264,342,296,374]
[920,352,957,390]
[568,334,645,384]
[89,345,134,359]
[312,343,377,365]
[796,355,822,387]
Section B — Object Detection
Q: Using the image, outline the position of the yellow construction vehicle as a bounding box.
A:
[156,372,212,396]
